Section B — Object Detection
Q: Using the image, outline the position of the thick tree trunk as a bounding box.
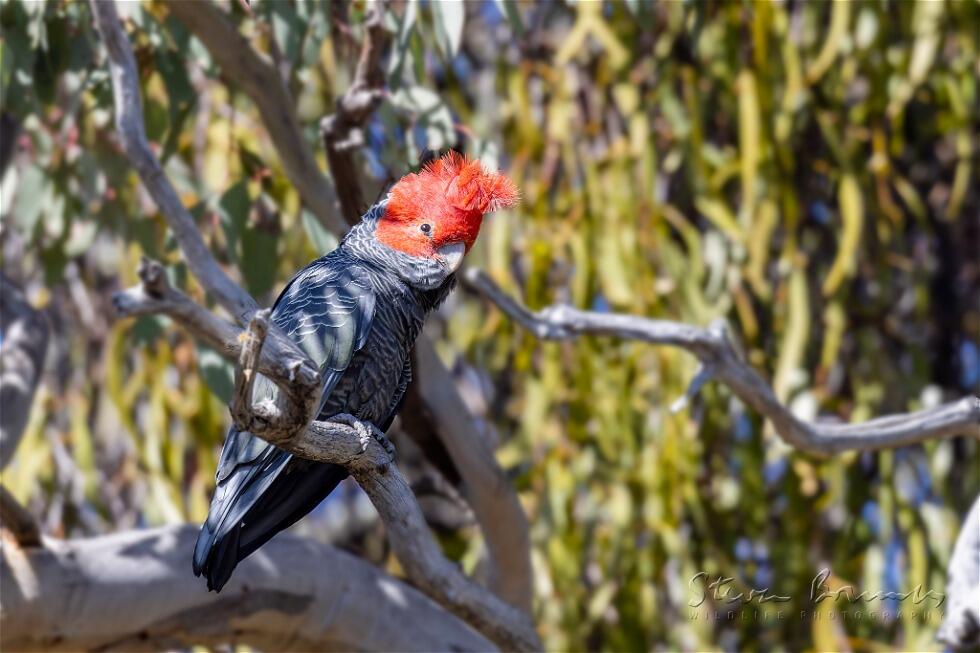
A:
[0,525,493,652]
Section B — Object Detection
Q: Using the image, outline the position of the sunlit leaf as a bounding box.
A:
[821,173,863,295]
[431,0,465,60]
[805,0,850,84]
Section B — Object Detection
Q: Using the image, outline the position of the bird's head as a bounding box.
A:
[374,152,519,277]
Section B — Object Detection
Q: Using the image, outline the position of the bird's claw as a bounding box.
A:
[371,427,396,462]
[331,413,396,462]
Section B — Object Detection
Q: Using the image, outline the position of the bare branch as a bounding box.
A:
[938,495,980,650]
[345,432,541,652]
[0,485,42,548]
[0,525,494,652]
[670,362,715,414]
[230,309,273,432]
[0,274,48,469]
[89,0,258,323]
[320,1,389,223]
[112,258,320,438]
[412,339,535,611]
[162,0,347,235]
[466,269,980,456]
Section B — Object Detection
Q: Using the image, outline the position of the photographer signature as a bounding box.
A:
[688,569,946,608]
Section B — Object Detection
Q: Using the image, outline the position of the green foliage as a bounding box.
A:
[1,1,977,651]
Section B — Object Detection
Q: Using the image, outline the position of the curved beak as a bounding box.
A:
[436,242,466,273]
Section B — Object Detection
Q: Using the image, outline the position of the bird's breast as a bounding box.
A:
[320,284,426,424]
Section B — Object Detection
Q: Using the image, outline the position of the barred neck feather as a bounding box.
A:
[342,201,456,292]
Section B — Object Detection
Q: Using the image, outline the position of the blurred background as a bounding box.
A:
[1,0,978,650]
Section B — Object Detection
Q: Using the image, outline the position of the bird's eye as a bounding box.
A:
[419,223,432,235]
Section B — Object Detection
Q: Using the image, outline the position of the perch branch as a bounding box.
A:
[162,0,534,611]
[466,269,980,456]
[113,258,320,441]
[223,304,541,650]
[0,525,494,652]
[114,270,539,649]
[162,0,347,235]
[0,274,48,469]
[115,277,540,649]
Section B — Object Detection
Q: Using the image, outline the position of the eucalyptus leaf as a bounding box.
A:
[197,345,235,404]
[431,0,465,60]
[302,209,339,254]
[12,165,46,235]
[493,0,524,35]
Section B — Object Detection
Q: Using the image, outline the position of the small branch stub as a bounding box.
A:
[231,309,272,432]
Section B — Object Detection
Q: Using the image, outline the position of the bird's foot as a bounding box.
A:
[368,425,396,462]
[331,413,396,462]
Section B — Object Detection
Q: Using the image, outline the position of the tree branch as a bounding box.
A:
[320,1,388,223]
[412,338,535,610]
[112,258,320,441]
[938,495,980,650]
[116,279,539,648]
[0,274,48,469]
[0,525,494,652]
[162,0,347,235]
[465,269,980,456]
[163,0,534,612]
[89,0,258,323]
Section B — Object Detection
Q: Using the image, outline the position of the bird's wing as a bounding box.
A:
[195,257,376,589]
[214,258,376,484]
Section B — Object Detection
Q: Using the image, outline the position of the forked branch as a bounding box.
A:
[320,1,389,223]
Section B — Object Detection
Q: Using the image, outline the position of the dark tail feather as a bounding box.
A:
[193,461,348,592]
